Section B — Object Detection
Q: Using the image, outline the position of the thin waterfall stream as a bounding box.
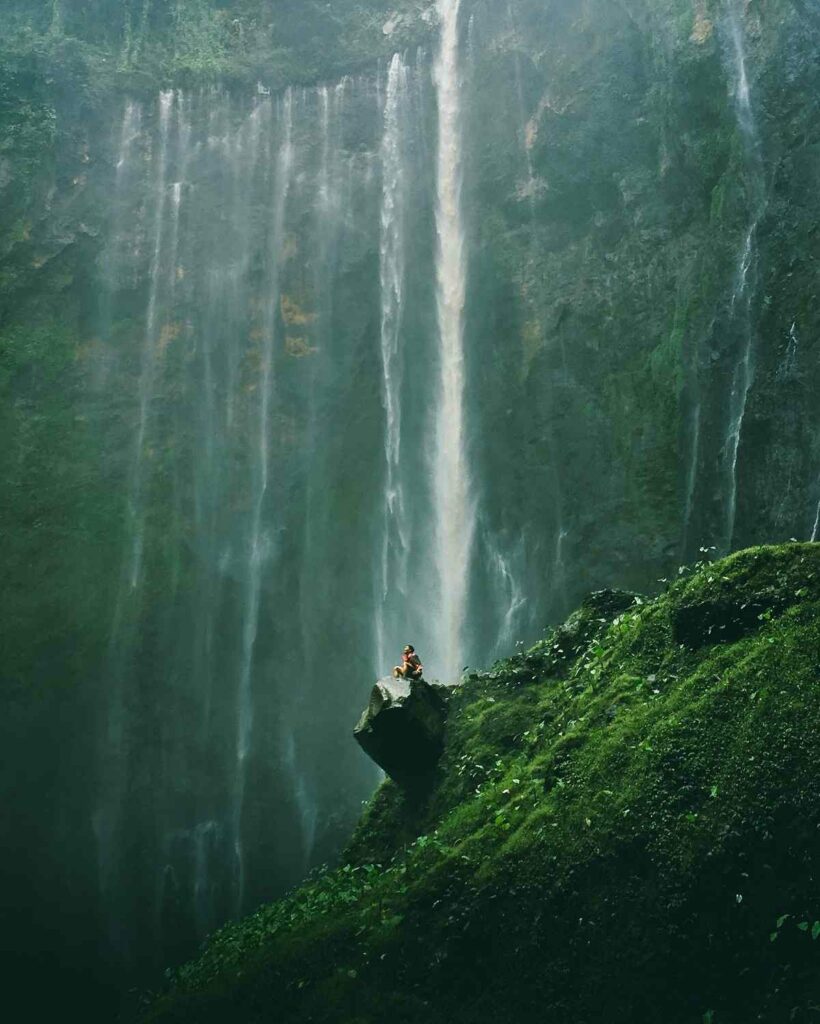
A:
[130,89,174,593]
[234,91,294,914]
[681,0,768,558]
[722,1,766,552]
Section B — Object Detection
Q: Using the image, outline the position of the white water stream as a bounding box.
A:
[94,96,149,957]
[376,53,411,675]
[723,3,765,552]
[129,89,174,591]
[233,91,294,914]
[432,0,474,682]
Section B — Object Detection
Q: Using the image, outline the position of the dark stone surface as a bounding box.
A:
[354,677,450,789]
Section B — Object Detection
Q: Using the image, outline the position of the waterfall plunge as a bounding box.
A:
[682,4,766,558]
[130,89,174,593]
[723,3,765,552]
[234,91,294,915]
[376,54,411,676]
[91,32,485,977]
[432,0,474,683]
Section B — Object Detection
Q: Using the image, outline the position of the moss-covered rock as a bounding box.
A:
[139,543,820,1024]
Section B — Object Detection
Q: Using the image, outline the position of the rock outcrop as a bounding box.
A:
[354,677,449,788]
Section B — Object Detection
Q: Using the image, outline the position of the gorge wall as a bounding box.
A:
[1,0,818,1016]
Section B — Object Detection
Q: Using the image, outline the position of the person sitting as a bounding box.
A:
[393,644,423,680]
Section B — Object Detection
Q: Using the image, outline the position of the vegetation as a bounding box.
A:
[1,2,818,1017]
[0,0,433,88]
[140,544,820,1023]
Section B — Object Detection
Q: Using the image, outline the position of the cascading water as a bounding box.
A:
[91,38,474,966]
[501,0,567,616]
[486,539,527,658]
[376,53,411,675]
[97,100,142,352]
[232,91,294,915]
[91,79,399,970]
[779,321,800,380]
[128,90,174,593]
[681,1,769,559]
[431,0,474,683]
[94,95,148,961]
[682,394,702,553]
[722,1,766,552]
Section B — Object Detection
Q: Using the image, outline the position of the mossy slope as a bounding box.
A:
[141,543,820,1024]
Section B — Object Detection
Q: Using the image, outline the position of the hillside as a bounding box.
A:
[141,543,820,1023]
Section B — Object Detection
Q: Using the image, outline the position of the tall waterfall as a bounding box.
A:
[376,53,411,675]
[130,89,174,593]
[682,1,767,558]
[91,80,395,970]
[233,91,294,915]
[722,2,765,552]
[88,31,480,971]
[432,0,474,683]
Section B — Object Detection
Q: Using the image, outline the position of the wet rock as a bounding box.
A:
[354,677,449,788]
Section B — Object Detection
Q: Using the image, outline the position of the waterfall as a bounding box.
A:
[129,89,174,592]
[487,538,527,658]
[812,495,820,542]
[682,401,700,551]
[724,225,756,547]
[376,53,411,675]
[722,2,765,552]
[778,321,800,380]
[86,39,474,978]
[233,90,294,915]
[506,0,537,202]
[432,0,474,683]
[683,2,766,558]
[98,99,142,348]
[94,96,147,950]
[95,92,172,961]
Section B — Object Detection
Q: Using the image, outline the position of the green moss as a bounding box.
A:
[141,544,820,1024]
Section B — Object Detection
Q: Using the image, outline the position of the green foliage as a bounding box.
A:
[142,544,820,1024]
[0,0,432,87]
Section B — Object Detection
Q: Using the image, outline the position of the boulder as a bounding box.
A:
[354,677,449,788]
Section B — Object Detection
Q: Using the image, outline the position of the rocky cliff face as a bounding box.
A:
[1,0,818,1016]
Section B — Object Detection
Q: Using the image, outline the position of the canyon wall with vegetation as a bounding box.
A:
[1,0,818,1016]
